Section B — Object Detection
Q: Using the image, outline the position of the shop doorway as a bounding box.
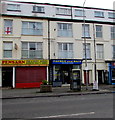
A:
[2,67,13,87]
[61,65,71,84]
[98,70,105,84]
[84,70,89,85]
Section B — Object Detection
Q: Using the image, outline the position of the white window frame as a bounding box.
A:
[82,24,90,38]
[96,44,104,59]
[7,4,20,11]
[113,45,115,59]
[3,42,13,58]
[96,25,103,38]
[57,23,73,37]
[94,11,104,18]
[4,19,13,35]
[83,43,91,59]
[108,12,115,19]
[56,7,71,16]
[75,9,85,17]
[21,42,43,59]
[58,43,73,59]
[111,27,115,40]
[22,21,43,35]
[33,6,45,13]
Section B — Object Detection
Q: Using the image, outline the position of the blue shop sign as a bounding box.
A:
[51,59,82,65]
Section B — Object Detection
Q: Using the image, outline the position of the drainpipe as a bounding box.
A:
[92,23,99,91]
[48,20,51,84]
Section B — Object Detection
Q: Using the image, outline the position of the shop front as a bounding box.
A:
[108,62,115,85]
[1,59,49,88]
[50,59,82,87]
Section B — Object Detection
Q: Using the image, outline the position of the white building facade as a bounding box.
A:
[0,0,115,88]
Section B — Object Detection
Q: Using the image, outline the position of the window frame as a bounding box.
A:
[96,44,104,59]
[111,27,115,40]
[108,12,115,19]
[3,42,13,58]
[22,21,43,35]
[57,23,73,37]
[32,6,45,13]
[83,43,91,59]
[75,9,85,17]
[94,11,104,18]
[82,24,90,38]
[58,43,73,59]
[7,4,21,12]
[4,19,13,35]
[113,45,115,59]
[21,42,43,59]
[56,7,71,16]
[96,25,103,38]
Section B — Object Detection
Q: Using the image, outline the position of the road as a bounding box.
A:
[2,94,113,119]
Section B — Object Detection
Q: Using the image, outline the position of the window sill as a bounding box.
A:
[7,9,21,12]
[32,11,45,14]
[21,34,43,36]
[94,16,104,18]
[82,37,91,39]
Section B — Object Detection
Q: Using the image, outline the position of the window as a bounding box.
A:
[58,23,72,37]
[22,42,43,58]
[113,45,115,59]
[58,43,73,59]
[108,12,115,19]
[3,42,13,58]
[33,6,45,13]
[4,20,13,34]
[75,9,85,17]
[96,44,104,59]
[96,25,103,38]
[22,22,43,35]
[7,4,20,11]
[83,43,91,59]
[82,24,90,38]
[111,27,115,40]
[56,8,71,16]
[94,11,104,18]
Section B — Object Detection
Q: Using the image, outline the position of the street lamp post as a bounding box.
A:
[83,0,88,90]
[93,23,99,91]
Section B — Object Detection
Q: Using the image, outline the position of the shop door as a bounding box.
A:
[2,67,13,87]
[98,70,104,84]
[84,70,89,85]
[61,65,71,84]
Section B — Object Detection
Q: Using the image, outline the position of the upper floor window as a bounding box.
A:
[57,23,73,37]
[3,42,13,58]
[108,12,115,19]
[94,11,104,18]
[83,43,91,59]
[22,22,43,35]
[58,43,73,59]
[111,27,115,40]
[7,4,20,11]
[75,9,85,17]
[33,6,45,13]
[22,42,43,59]
[56,8,71,16]
[96,25,103,38]
[4,19,13,35]
[113,45,115,59]
[82,24,90,38]
[96,44,104,59]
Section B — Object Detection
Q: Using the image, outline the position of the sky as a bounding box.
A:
[13,0,115,10]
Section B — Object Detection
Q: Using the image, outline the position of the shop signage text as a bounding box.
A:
[1,60,49,66]
[51,59,82,65]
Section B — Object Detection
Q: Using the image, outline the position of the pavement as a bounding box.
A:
[1,84,115,99]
